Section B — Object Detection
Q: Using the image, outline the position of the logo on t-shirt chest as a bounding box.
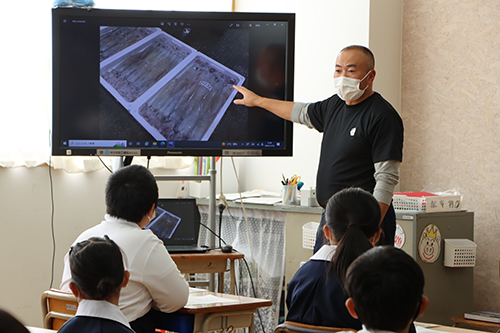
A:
[349,127,357,136]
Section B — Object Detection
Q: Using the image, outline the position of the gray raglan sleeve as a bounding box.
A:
[373,160,401,205]
[290,102,314,129]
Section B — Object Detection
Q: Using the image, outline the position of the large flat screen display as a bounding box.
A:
[52,7,295,157]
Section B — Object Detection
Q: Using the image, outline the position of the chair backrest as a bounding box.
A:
[41,289,78,330]
[275,321,357,333]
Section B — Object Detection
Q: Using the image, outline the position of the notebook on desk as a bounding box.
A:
[145,198,209,253]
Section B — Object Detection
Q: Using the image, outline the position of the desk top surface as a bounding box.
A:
[179,288,272,314]
[170,248,244,260]
[196,198,323,215]
[28,327,56,333]
[417,322,487,333]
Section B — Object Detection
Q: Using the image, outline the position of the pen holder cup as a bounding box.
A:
[282,185,298,205]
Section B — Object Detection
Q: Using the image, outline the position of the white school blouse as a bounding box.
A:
[61,214,189,322]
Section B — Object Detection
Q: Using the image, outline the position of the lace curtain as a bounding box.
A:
[0,0,230,171]
[198,205,286,333]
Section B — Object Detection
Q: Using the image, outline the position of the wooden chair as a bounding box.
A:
[41,289,78,330]
[275,321,357,333]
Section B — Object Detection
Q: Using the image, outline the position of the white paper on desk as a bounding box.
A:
[187,295,239,305]
[220,189,281,201]
[219,192,260,201]
[234,197,283,205]
[415,322,440,329]
[416,326,447,333]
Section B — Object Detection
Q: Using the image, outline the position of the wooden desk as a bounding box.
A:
[450,316,500,332]
[417,321,496,333]
[157,288,273,333]
[171,249,244,294]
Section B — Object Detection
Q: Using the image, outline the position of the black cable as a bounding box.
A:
[48,153,56,289]
[146,156,151,169]
[197,219,266,333]
[198,220,226,246]
[242,257,267,333]
[218,203,225,248]
[97,156,113,173]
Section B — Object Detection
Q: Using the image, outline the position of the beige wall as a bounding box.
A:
[0,165,195,327]
[401,1,500,310]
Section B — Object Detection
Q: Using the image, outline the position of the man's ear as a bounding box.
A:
[418,295,429,317]
[370,229,382,246]
[345,298,359,319]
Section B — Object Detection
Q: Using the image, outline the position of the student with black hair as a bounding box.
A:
[0,309,30,333]
[59,236,133,333]
[61,165,189,333]
[286,187,382,329]
[344,246,429,333]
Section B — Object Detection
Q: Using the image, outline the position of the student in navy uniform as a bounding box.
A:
[343,246,429,333]
[0,309,30,333]
[286,187,381,329]
[59,236,134,333]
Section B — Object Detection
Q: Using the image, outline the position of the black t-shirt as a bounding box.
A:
[308,92,403,207]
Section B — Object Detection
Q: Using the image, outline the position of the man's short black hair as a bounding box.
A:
[105,165,158,223]
[345,246,424,332]
[340,45,375,70]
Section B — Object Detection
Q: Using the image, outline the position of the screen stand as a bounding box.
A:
[123,156,134,166]
[111,156,134,171]
[154,156,217,291]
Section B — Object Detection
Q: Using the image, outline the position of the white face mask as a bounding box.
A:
[334,70,372,101]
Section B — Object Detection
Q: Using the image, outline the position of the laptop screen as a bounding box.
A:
[145,198,201,246]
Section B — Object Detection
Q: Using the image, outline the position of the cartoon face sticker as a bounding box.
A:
[418,224,442,263]
[394,223,406,249]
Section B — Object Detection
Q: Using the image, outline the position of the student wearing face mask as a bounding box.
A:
[233,45,403,251]
[60,165,189,333]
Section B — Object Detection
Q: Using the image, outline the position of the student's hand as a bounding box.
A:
[233,85,262,107]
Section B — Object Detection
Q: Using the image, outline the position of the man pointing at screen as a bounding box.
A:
[233,45,403,250]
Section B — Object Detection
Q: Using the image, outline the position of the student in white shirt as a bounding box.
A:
[61,165,189,333]
[344,246,429,333]
[59,236,134,333]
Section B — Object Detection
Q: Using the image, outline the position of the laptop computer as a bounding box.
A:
[145,198,209,253]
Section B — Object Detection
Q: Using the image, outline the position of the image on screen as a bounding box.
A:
[52,8,294,156]
[146,206,183,240]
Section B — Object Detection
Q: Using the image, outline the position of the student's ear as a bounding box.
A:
[417,295,429,317]
[122,270,130,288]
[69,282,82,301]
[148,204,156,219]
[345,298,359,319]
[369,229,382,246]
[323,225,335,243]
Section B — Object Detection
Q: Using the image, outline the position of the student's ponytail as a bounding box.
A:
[324,188,381,290]
[69,236,125,300]
[331,223,374,290]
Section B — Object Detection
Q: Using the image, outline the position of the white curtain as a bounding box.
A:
[0,0,231,171]
[198,205,286,333]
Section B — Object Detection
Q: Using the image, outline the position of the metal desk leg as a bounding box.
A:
[249,314,255,333]
[218,272,224,293]
[230,259,236,295]
[200,310,255,333]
